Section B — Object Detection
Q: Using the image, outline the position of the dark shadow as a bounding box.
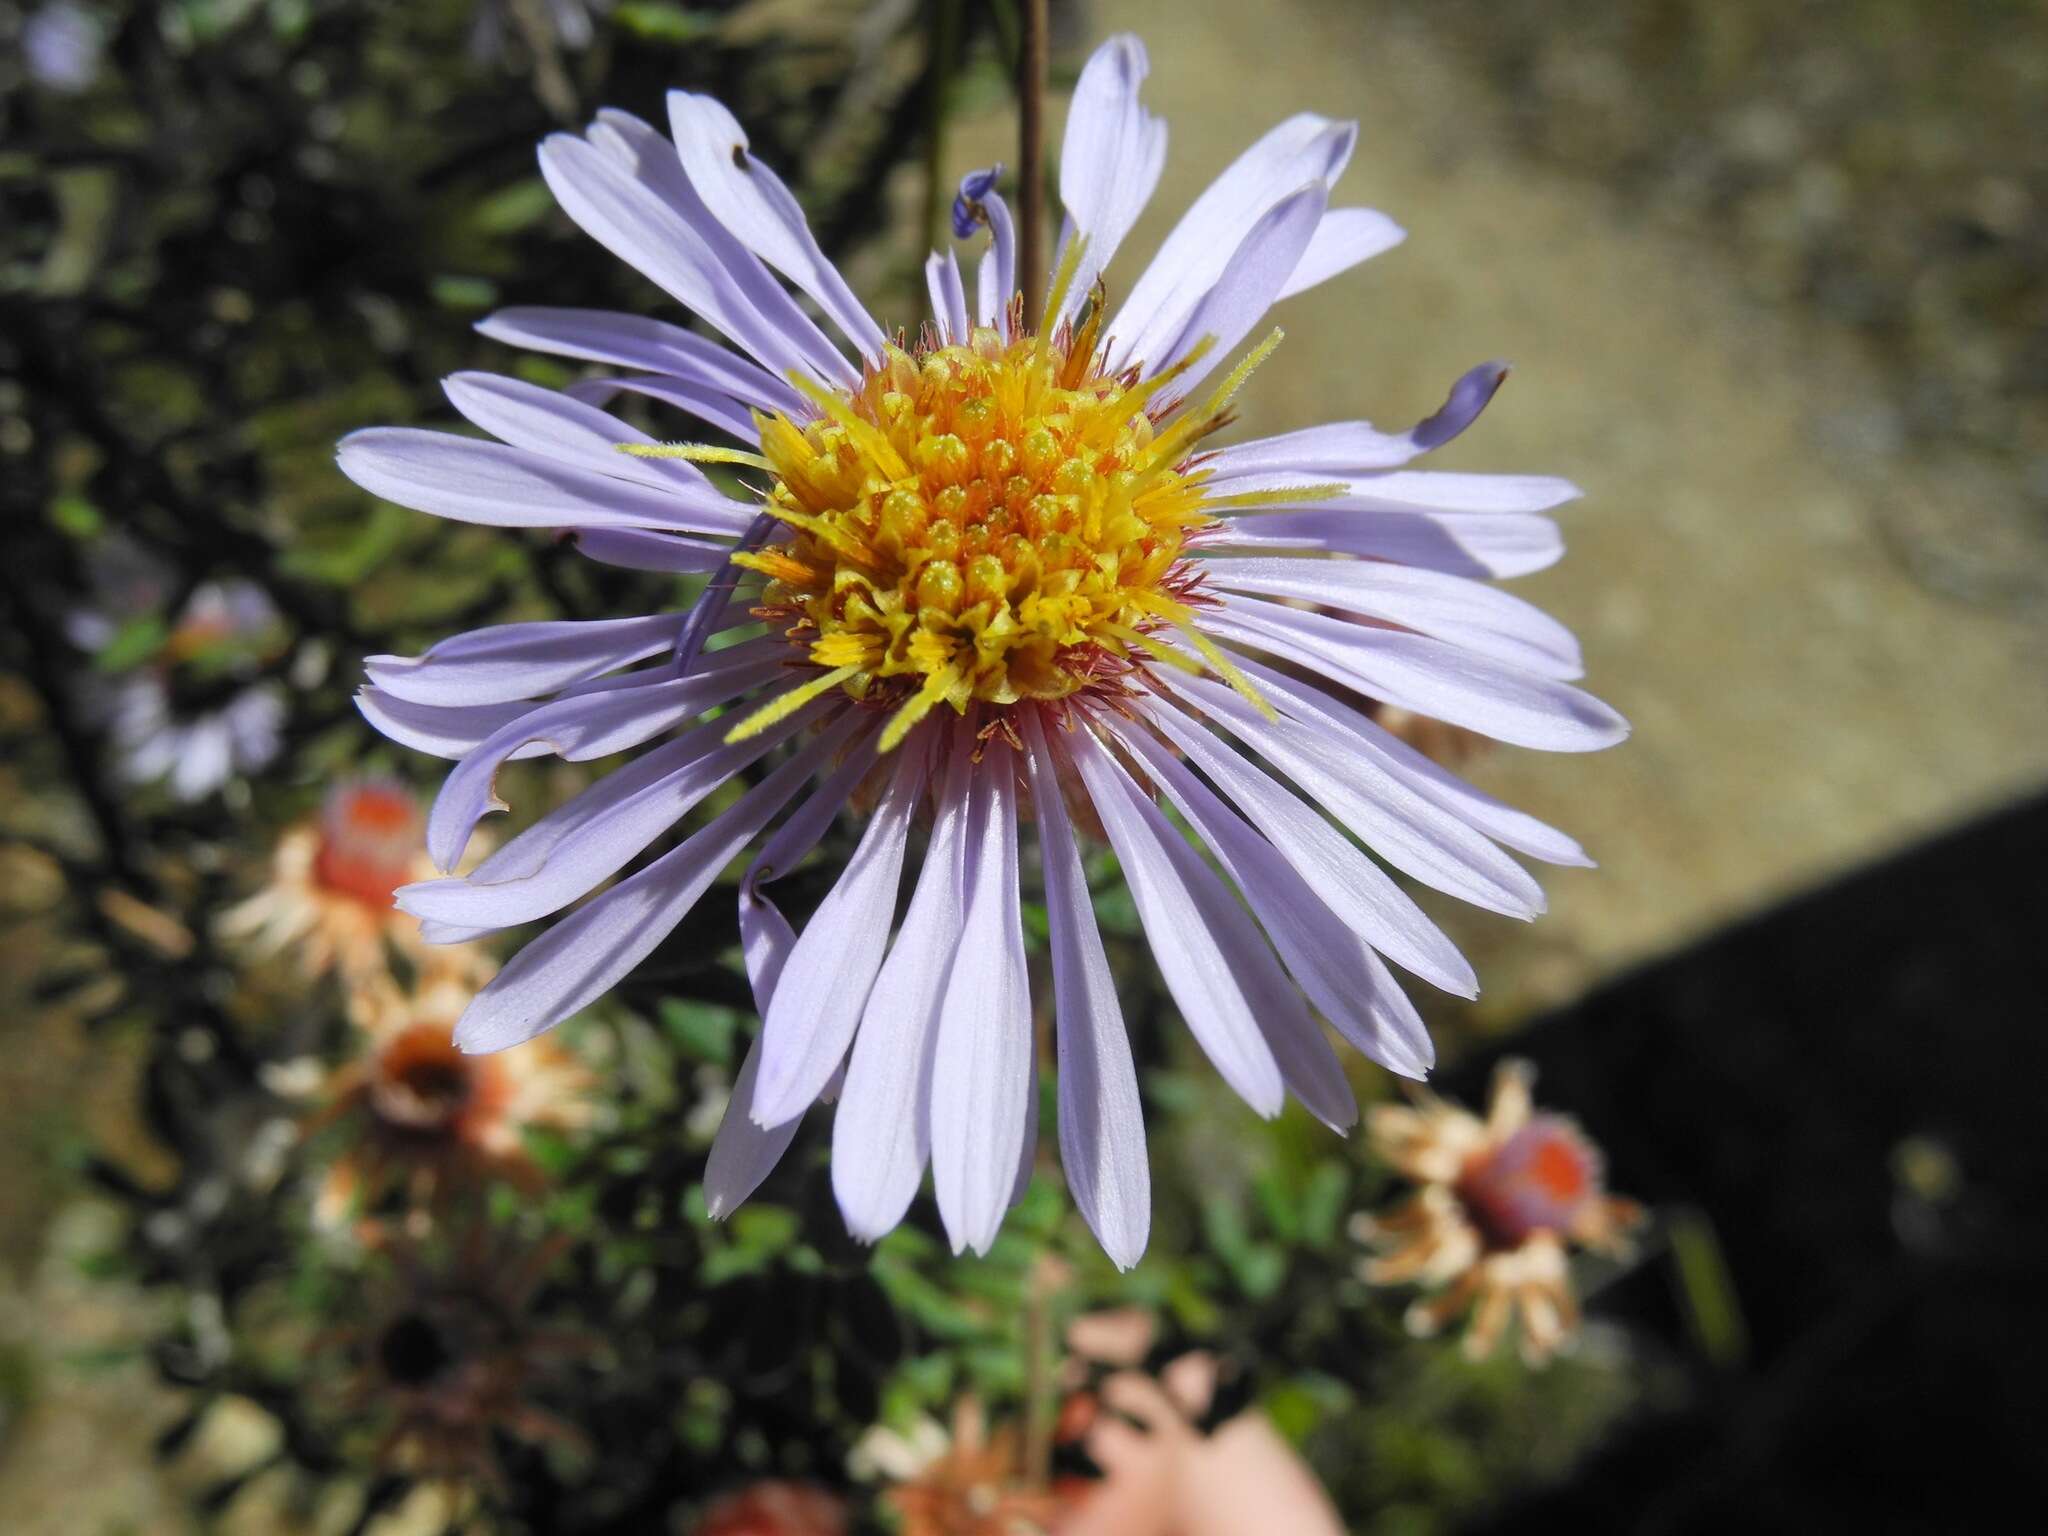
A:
[1461,788,2048,1534]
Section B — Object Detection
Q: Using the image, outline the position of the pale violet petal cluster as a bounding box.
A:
[336,35,1626,1269]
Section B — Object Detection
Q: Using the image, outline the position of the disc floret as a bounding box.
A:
[736,317,1223,748]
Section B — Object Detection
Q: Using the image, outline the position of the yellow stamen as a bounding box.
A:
[1130,591,1276,720]
[724,665,859,743]
[1037,233,1089,348]
[620,443,777,472]
[727,308,1286,750]
[879,667,962,753]
[1199,481,1348,511]
[1142,328,1285,474]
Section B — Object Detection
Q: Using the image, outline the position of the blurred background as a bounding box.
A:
[3,0,2046,1530]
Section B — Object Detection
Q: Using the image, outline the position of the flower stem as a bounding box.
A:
[1018,0,1049,320]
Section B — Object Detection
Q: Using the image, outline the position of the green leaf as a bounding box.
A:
[469,178,556,236]
[48,495,103,537]
[658,997,738,1064]
[430,274,498,311]
[1299,1160,1352,1250]
[92,615,167,671]
[729,1204,799,1254]
[613,2,720,43]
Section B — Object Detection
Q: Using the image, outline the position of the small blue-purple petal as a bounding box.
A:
[1020,713,1149,1269]
[452,710,862,1052]
[752,745,925,1128]
[1205,597,1629,754]
[363,613,681,708]
[930,751,1034,1256]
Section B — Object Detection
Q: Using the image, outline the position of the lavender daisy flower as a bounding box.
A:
[72,550,288,802]
[22,2,104,95]
[338,35,1626,1267]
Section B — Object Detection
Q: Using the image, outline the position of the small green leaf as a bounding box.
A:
[613,2,720,43]
[48,495,102,537]
[430,274,498,310]
[93,615,168,671]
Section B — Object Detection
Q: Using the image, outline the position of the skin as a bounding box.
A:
[1059,1364,1344,1536]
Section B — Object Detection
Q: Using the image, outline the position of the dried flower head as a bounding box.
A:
[1354,1060,1643,1363]
[339,34,1624,1265]
[221,778,491,988]
[336,1226,591,1489]
[851,1399,1067,1536]
[308,974,592,1225]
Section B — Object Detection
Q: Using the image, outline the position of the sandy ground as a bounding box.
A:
[8,1,2047,1528]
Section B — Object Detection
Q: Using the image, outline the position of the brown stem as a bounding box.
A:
[1018,0,1050,320]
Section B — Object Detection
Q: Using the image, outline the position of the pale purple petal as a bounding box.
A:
[442,371,718,492]
[585,108,859,390]
[570,528,729,575]
[703,1037,800,1220]
[665,93,887,362]
[1152,182,1327,402]
[1198,508,1564,579]
[832,734,972,1242]
[1273,208,1406,301]
[705,741,886,1221]
[402,692,821,930]
[538,126,852,389]
[477,306,809,418]
[1008,1049,1039,1210]
[1104,718,1359,1126]
[925,249,970,345]
[356,688,559,761]
[1203,597,1629,752]
[1321,472,1581,515]
[1054,34,1168,323]
[738,736,891,1015]
[1104,713,1430,1080]
[336,428,754,536]
[1061,723,1284,1116]
[1111,113,1355,369]
[565,375,764,446]
[930,748,1033,1255]
[452,710,861,1052]
[450,715,731,890]
[752,743,928,1127]
[1199,362,1510,479]
[420,638,785,870]
[1136,681,1490,982]
[953,168,1017,329]
[1020,713,1148,1269]
[363,614,682,708]
[1210,650,1594,868]
[1198,556,1584,679]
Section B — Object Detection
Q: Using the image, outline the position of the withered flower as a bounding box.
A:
[221,778,491,990]
[336,1225,591,1489]
[309,974,591,1226]
[1354,1060,1642,1363]
[852,1399,1067,1536]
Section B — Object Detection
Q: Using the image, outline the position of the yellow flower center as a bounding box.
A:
[733,318,1233,749]
[632,253,1302,750]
